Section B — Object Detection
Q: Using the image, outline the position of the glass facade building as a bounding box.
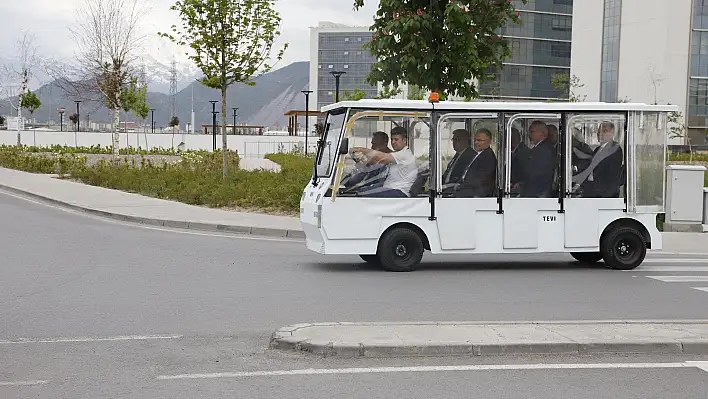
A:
[688,0,708,140]
[315,30,378,111]
[480,0,573,100]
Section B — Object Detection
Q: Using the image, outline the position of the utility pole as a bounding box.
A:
[150,109,155,134]
[209,100,218,151]
[232,108,238,136]
[329,71,345,103]
[302,90,313,155]
[59,108,65,132]
[74,100,82,132]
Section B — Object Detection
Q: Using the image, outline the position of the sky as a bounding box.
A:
[0,0,378,87]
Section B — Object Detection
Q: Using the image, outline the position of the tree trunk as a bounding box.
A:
[112,106,120,161]
[221,85,228,178]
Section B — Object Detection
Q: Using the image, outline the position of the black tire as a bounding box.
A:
[600,227,647,270]
[377,227,424,272]
[359,254,380,264]
[570,252,603,264]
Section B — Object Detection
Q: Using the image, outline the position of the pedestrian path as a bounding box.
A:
[637,257,708,294]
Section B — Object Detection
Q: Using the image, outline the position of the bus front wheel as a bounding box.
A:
[377,227,424,272]
[600,227,647,270]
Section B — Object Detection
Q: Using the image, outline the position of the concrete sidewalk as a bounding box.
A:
[270,320,708,358]
[0,167,303,238]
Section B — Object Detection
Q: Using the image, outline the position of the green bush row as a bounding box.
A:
[0,146,314,214]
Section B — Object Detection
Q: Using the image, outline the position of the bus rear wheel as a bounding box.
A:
[600,227,647,270]
[570,252,603,264]
[377,227,424,272]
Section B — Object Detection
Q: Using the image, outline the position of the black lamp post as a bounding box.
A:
[209,101,218,151]
[302,90,313,155]
[150,109,155,134]
[74,100,82,132]
[232,107,238,135]
[329,71,345,102]
[59,108,65,132]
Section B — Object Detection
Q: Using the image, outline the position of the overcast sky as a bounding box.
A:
[0,0,378,74]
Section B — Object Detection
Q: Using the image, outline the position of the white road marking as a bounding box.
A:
[645,276,708,282]
[688,361,708,372]
[642,259,708,264]
[637,266,708,272]
[0,380,48,386]
[692,287,708,293]
[0,334,182,344]
[156,361,708,380]
[0,190,301,243]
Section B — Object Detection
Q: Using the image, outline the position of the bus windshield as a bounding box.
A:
[315,108,347,178]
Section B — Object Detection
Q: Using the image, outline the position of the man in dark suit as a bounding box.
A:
[510,127,530,192]
[453,128,498,197]
[575,122,624,198]
[519,121,556,198]
[441,128,476,194]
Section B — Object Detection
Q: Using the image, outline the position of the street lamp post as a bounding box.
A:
[329,71,345,103]
[74,101,82,132]
[301,90,313,155]
[150,109,156,134]
[58,108,65,132]
[232,108,238,136]
[209,101,218,151]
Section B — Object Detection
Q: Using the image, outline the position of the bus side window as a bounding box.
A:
[509,118,559,198]
[340,114,430,198]
[567,115,626,198]
[439,116,499,198]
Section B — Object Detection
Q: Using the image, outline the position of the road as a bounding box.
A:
[1,190,708,398]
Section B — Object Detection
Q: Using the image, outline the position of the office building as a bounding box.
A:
[309,22,380,114]
[479,0,574,101]
[572,0,707,145]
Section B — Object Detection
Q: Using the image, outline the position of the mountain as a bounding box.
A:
[0,61,310,129]
[138,55,202,94]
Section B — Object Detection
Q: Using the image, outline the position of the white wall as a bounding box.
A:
[570,0,604,102]
[0,130,317,158]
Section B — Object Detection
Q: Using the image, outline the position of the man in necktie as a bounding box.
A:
[441,129,476,194]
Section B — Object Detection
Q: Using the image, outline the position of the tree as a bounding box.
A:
[353,0,524,99]
[20,91,42,119]
[551,73,586,102]
[375,84,402,99]
[51,0,147,159]
[342,88,368,101]
[406,84,426,100]
[161,0,287,178]
[169,116,180,127]
[69,113,79,129]
[3,31,41,147]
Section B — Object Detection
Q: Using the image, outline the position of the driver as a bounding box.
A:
[349,126,418,197]
[344,131,391,190]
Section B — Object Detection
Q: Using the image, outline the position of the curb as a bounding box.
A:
[269,321,708,358]
[0,184,305,240]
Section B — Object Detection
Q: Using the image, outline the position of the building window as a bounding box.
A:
[343,65,349,69]
[345,37,349,42]
[328,65,333,69]
[599,0,622,102]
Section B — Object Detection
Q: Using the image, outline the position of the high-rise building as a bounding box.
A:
[309,22,380,114]
[479,0,574,101]
[572,0,708,145]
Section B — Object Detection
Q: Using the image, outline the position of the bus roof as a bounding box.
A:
[320,99,680,113]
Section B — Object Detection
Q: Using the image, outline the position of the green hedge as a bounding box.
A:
[1,144,203,156]
[0,146,314,214]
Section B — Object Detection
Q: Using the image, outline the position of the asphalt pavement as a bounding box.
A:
[2,190,708,398]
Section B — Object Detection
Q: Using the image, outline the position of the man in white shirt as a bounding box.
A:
[349,126,418,197]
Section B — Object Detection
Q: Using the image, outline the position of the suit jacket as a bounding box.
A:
[442,147,476,186]
[454,147,498,198]
[581,141,623,198]
[510,143,531,186]
[520,139,556,198]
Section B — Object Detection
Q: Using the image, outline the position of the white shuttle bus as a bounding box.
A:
[299,99,678,272]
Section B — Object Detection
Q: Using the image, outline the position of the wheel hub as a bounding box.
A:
[617,240,631,257]
[395,243,407,257]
